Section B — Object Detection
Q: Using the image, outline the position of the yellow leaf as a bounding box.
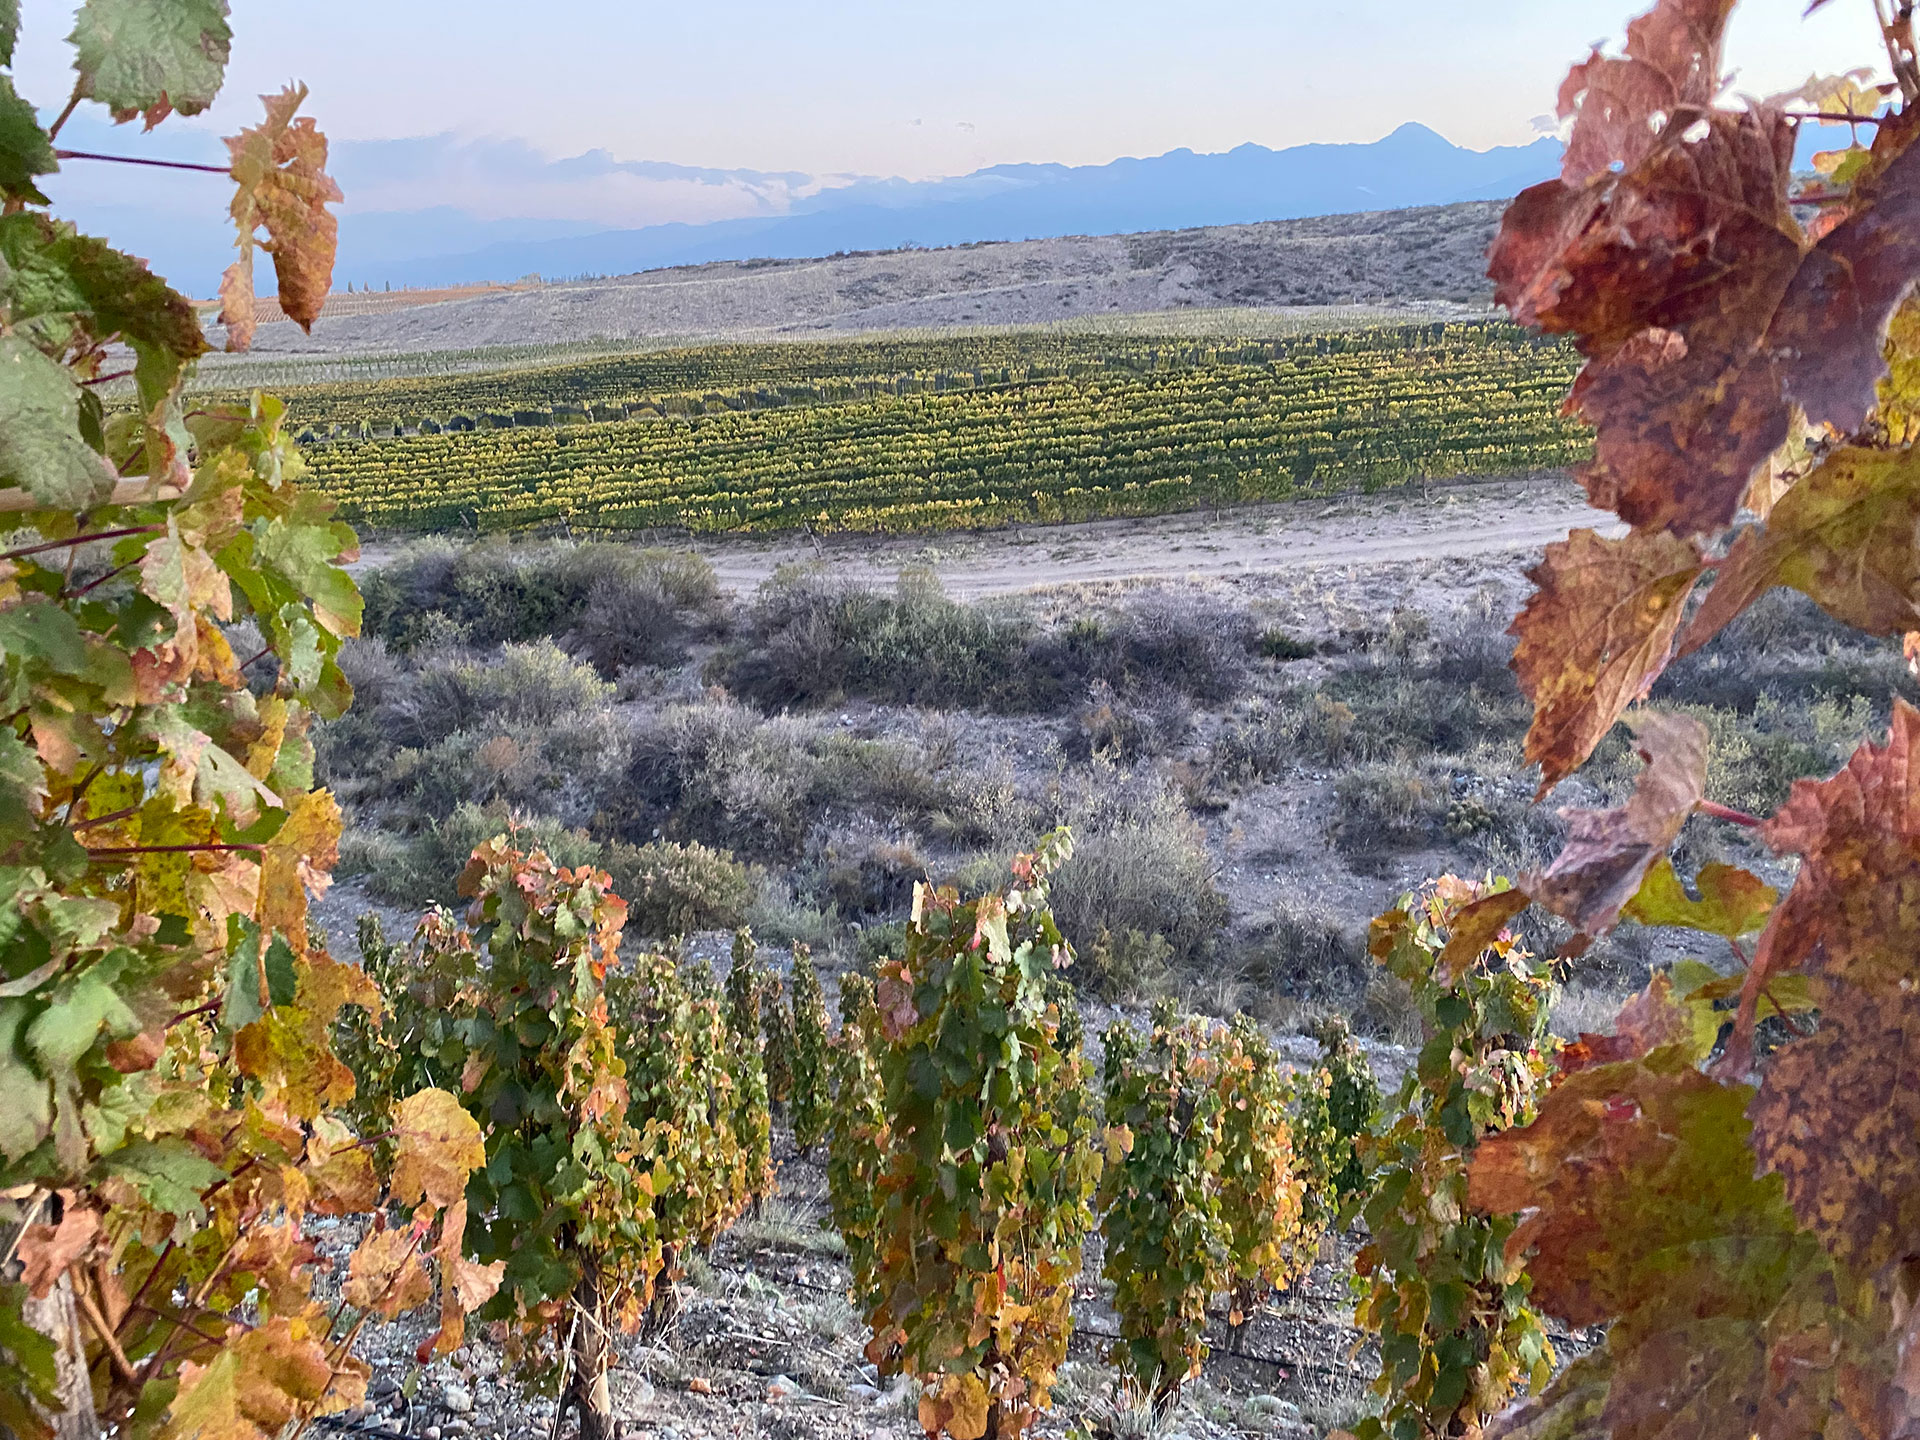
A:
[390,1089,485,1209]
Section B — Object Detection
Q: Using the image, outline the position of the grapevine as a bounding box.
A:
[1392,3,1920,1436]
[1352,877,1555,1440]
[0,9,508,1439]
[1096,1002,1230,1405]
[848,831,1099,1440]
[787,944,830,1157]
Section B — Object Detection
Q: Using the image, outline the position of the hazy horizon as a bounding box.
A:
[10,0,1889,182]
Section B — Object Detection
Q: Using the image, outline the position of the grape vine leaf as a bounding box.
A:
[390,1088,486,1209]
[1510,528,1705,792]
[1434,887,1533,983]
[1529,710,1709,937]
[1744,700,1920,1279]
[1491,0,1920,538]
[1620,857,1776,937]
[16,1199,100,1297]
[1471,1053,1882,1440]
[1680,446,1920,655]
[164,1316,337,1440]
[1557,968,1720,1072]
[222,84,340,341]
[0,335,117,507]
[68,0,232,127]
[0,0,17,64]
[0,75,54,204]
[342,1228,432,1317]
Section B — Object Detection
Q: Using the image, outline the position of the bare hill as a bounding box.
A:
[223,200,1505,358]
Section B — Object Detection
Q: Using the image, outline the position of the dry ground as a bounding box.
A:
[204,203,1503,360]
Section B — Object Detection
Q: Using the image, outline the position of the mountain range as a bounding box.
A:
[34,116,1856,298]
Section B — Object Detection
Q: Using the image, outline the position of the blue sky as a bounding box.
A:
[9,0,1892,180]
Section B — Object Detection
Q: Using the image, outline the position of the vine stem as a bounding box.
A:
[0,525,164,562]
[87,843,264,857]
[1697,799,1763,828]
[53,149,232,176]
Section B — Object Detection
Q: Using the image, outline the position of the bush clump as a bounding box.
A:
[603,839,759,941]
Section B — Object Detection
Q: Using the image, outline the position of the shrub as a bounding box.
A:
[603,838,758,940]
[1256,628,1317,660]
[1331,760,1443,856]
[620,698,822,856]
[1073,927,1175,1002]
[1237,901,1372,1006]
[1049,776,1229,970]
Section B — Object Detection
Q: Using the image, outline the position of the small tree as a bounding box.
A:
[788,944,831,1155]
[853,832,1099,1440]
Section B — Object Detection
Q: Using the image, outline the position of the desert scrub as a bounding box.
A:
[603,838,759,940]
[1049,766,1229,971]
[1331,759,1445,858]
[1237,899,1372,1007]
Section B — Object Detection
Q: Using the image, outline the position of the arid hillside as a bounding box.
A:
[213,201,1505,357]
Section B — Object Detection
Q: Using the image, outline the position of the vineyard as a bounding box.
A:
[16,5,1920,1440]
[229,324,1586,533]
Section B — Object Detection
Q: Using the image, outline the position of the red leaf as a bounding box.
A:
[1529,710,1710,937]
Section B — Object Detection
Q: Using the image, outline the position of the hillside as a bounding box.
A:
[211,201,1507,358]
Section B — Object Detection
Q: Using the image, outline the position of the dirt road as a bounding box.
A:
[692,472,1618,600]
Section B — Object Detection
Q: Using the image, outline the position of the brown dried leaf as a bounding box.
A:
[1743,700,1920,1277]
[343,1228,431,1318]
[217,257,254,353]
[16,1197,100,1298]
[1529,710,1709,936]
[224,85,340,334]
[1510,528,1706,791]
[1555,0,1738,186]
[1435,887,1533,983]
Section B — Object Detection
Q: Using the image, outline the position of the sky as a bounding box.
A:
[8,0,1895,182]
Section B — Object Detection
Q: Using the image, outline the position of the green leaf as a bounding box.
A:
[264,933,296,1008]
[103,1137,225,1222]
[0,0,19,66]
[0,1281,60,1414]
[0,75,54,205]
[1623,859,1777,938]
[0,335,115,507]
[0,729,45,855]
[0,214,206,371]
[68,0,232,126]
[222,929,265,1032]
[0,1001,53,1162]
[26,970,138,1070]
